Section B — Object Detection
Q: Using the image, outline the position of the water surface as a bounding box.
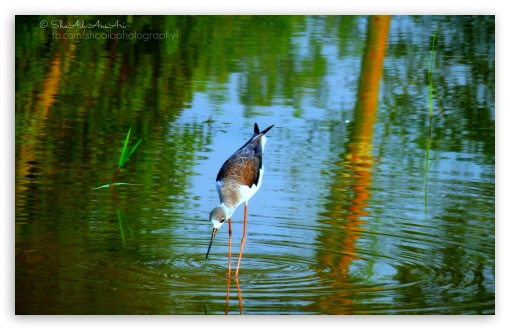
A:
[15,15,495,315]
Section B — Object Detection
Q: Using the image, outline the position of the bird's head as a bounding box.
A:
[206,204,231,259]
[209,204,228,229]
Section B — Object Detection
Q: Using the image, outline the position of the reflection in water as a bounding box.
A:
[15,15,494,315]
[110,186,134,245]
[317,15,390,313]
[225,276,243,315]
[16,52,61,198]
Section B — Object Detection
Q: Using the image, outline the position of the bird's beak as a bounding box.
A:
[205,227,219,259]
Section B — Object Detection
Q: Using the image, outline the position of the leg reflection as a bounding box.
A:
[236,276,243,314]
[225,276,243,314]
[228,218,232,277]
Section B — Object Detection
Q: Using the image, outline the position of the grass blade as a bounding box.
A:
[92,183,112,190]
[119,128,132,169]
[128,138,142,160]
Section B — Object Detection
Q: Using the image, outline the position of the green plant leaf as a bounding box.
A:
[127,138,142,160]
[119,128,132,168]
[92,184,111,190]
[111,182,142,186]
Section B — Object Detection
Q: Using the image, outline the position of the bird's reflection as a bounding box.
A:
[225,276,243,314]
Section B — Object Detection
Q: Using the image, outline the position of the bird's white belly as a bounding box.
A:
[240,163,264,205]
[238,176,263,205]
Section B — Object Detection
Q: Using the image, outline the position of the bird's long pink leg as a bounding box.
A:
[235,202,248,276]
[228,217,232,277]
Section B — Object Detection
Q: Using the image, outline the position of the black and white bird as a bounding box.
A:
[206,123,275,276]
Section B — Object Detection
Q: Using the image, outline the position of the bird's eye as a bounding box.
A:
[220,218,226,223]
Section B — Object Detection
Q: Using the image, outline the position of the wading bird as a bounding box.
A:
[206,123,275,276]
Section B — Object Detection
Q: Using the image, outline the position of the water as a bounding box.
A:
[15,15,495,315]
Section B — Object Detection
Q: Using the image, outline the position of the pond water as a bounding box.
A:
[15,15,495,315]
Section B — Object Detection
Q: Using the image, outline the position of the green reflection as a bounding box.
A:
[15,15,494,315]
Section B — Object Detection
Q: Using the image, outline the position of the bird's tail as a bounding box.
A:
[254,123,275,135]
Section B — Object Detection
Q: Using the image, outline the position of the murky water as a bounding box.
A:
[15,15,494,314]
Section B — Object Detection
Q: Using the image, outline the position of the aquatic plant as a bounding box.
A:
[423,31,443,206]
[93,127,142,189]
[111,127,142,185]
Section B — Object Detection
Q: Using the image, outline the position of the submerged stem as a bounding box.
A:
[111,167,121,185]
